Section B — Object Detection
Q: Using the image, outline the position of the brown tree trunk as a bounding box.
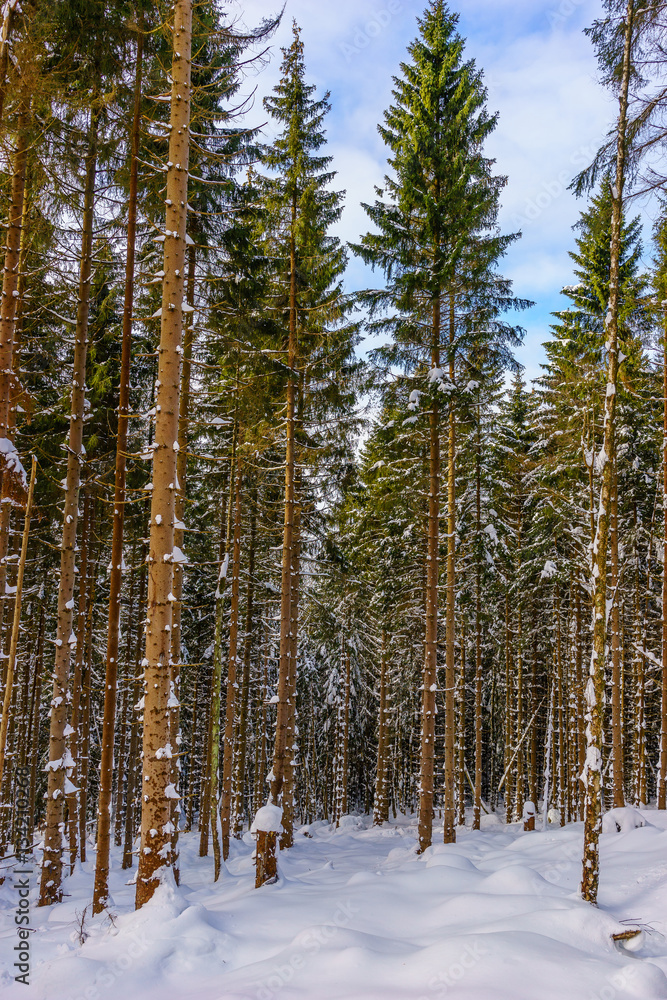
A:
[39,112,98,907]
[281,488,301,849]
[473,410,484,830]
[79,533,98,863]
[444,295,456,844]
[374,630,389,825]
[610,458,624,807]
[65,491,91,871]
[93,31,143,914]
[168,239,195,879]
[256,190,298,885]
[0,454,35,789]
[581,0,633,905]
[122,543,147,869]
[135,0,192,908]
[418,295,440,853]
[233,495,256,838]
[220,459,242,865]
[660,306,667,809]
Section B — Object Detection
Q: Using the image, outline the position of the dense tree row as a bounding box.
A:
[0,0,666,915]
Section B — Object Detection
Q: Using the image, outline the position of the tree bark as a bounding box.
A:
[220,459,242,866]
[256,188,298,885]
[660,304,667,810]
[581,0,633,905]
[135,0,192,908]
[93,30,143,914]
[0,454,35,789]
[444,295,456,844]
[418,295,440,853]
[39,112,98,907]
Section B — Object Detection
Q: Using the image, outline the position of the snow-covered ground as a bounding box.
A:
[2,809,667,999]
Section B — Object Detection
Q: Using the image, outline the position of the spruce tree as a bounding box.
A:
[354,0,526,849]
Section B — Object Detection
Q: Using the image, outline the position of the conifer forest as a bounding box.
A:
[4,2,667,998]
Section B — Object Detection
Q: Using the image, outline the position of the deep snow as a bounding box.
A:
[2,809,667,999]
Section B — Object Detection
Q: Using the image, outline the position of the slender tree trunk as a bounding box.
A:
[374,630,389,825]
[93,33,143,913]
[444,294,457,844]
[473,412,483,830]
[27,602,45,837]
[220,460,242,865]
[232,496,256,839]
[281,485,301,849]
[65,491,91,871]
[581,0,633,905]
[39,112,98,907]
[659,310,667,809]
[135,1,192,908]
[79,533,98,863]
[0,454,35,789]
[122,542,147,869]
[418,295,440,853]
[610,458,624,807]
[256,190,298,886]
[0,101,29,627]
[168,240,195,879]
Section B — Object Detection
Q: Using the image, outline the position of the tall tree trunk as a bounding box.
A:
[65,491,91,871]
[473,411,483,831]
[233,496,256,838]
[0,100,29,628]
[93,31,143,914]
[256,189,298,886]
[27,602,45,840]
[122,542,147,870]
[220,459,242,866]
[581,0,633,905]
[0,454,35,789]
[374,630,389,826]
[444,294,456,843]
[660,309,667,809]
[168,239,195,879]
[610,458,624,807]
[39,112,98,907]
[79,531,98,863]
[418,295,440,854]
[135,0,192,908]
[281,485,301,849]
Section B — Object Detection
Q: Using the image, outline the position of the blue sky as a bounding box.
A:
[233,0,648,382]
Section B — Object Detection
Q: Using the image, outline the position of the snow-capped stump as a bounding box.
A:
[602,806,646,834]
[251,803,282,888]
[547,807,561,825]
[522,800,536,831]
[250,802,283,835]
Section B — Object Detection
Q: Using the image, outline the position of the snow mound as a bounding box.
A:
[250,803,283,833]
[602,807,646,834]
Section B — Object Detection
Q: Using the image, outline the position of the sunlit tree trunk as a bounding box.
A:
[135,0,192,908]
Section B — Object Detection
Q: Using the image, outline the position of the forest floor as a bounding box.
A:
[2,809,667,999]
